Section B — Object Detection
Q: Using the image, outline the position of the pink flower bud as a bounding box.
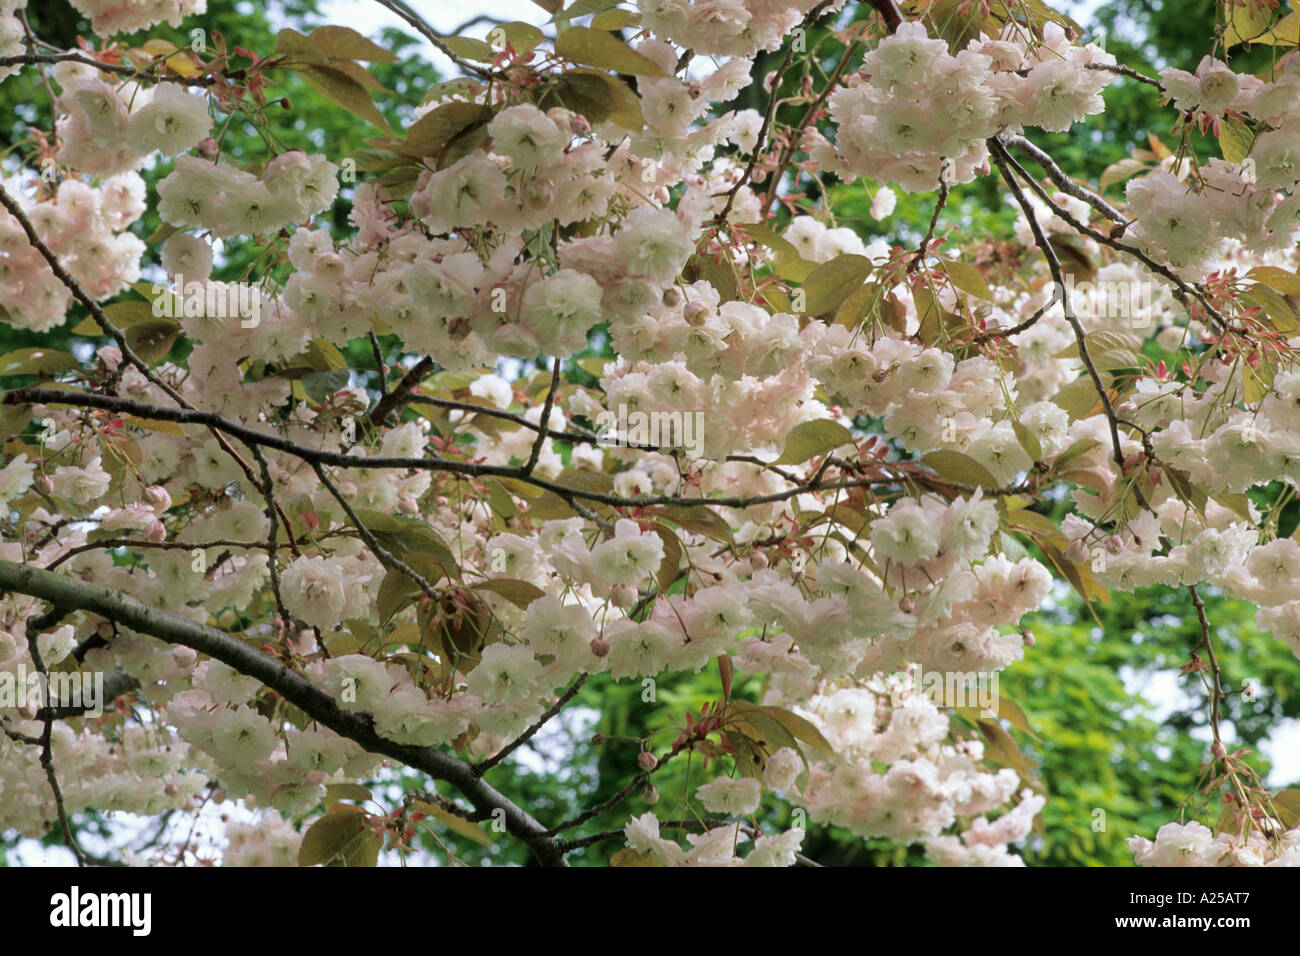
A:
[590,636,610,657]
[898,596,916,614]
[749,551,769,571]
[570,114,591,136]
[1105,534,1125,555]
[1065,538,1088,564]
[610,584,638,608]
[36,475,53,494]
[145,520,167,543]
[1211,740,1228,760]
[637,751,657,772]
[143,485,171,511]
[172,646,197,669]
[1021,630,1035,646]
[684,300,709,326]
[196,137,219,159]
[642,783,659,804]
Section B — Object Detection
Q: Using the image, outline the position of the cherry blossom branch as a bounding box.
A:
[0,558,569,866]
[990,136,1237,334]
[310,459,443,603]
[473,673,588,775]
[0,52,232,87]
[4,388,1029,508]
[22,619,86,865]
[522,357,561,476]
[714,0,835,225]
[0,182,269,496]
[368,355,434,425]
[989,138,1128,470]
[370,0,496,79]
[1002,134,1127,225]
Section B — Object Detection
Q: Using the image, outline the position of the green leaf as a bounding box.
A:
[942,260,992,301]
[653,525,683,593]
[554,27,667,76]
[1099,158,1146,192]
[302,369,350,403]
[352,509,460,576]
[472,577,546,608]
[1242,282,1299,333]
[538,70,643,129]
[0,348,79,377]
[414,800,493,846]
[324,783,374,804]
[800,254,873,316]
[1224,1,1279,47]
[742,223,798,259]
[555,0,623,21]
[489,21,546,51]
[440,36,496,61]
[309,25,398,62]
[1012,420,1043,462]
[1247,266,1300,297]
[659,503,733,545]
[294,63,391,133]
[298,807,380,866]
[774,419,854,466]
[921,450,999,488]
[124,319,181,366]
[1219,115,1255,164]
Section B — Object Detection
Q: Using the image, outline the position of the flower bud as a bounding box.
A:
[1105,534,1125,555]
[898,596,916,614]
[1065,538,1089,564]
[1021,629,1035,646]
[591,733,606,746]
[590,636,610,657]
[172,645,198,669]
[570,114,591,136]
[36,475,53,494]
[684,300,709,326]
[143,485,171,511]
[1211,740,1228,760]
[145,520,167,542]
[749,551,769,571]
[610,584,638,608]
[642,783,659,804]
[637,751,657,772]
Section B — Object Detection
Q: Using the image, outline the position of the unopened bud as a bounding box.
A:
[1065,538,1088,564]
[145,519,167,543]
[642,783,659,804]
[637,751,657,772]
[749,551,769,571]
[590,636,610,657]
[610,584,638,608]
[172,645,198,669]
[898,596,916,614]
[196,137,219,159]
[36,475,53,494]
[1105,534,1125,555]
[684,300,709,326]
[591,733,606,746]
[143,485,171,511]
[1021,629,1035,646]
[570,114,591,136]
[1211,740,1228,760]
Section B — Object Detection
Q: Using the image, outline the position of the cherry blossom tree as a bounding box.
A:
[1,0,1298,867]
